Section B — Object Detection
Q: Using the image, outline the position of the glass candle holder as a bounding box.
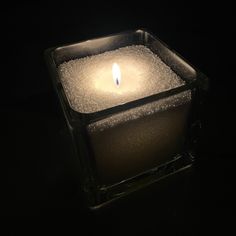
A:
[45,29,208,209]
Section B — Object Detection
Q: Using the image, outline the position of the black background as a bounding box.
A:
[2,1,235,234]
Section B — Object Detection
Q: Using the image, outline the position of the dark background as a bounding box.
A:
[2,1,235,234]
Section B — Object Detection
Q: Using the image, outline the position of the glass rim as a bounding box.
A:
[44,29,208,125]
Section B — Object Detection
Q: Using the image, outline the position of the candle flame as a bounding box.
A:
[112,63,121,87]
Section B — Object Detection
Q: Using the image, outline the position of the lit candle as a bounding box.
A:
[58,45,191,184]
[45,29,209,208]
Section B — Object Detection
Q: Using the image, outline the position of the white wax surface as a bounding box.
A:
[58,45,185,113]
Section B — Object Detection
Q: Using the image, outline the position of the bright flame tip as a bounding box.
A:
[112,63,121,87]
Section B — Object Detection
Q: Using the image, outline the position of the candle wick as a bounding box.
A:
[116,77,119,86]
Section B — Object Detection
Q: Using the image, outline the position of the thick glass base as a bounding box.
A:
[90,152,194,209]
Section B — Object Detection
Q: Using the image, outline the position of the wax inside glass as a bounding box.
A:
[57,44,192,184]
[88,91,191,184]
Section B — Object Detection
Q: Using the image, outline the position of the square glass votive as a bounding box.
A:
[45,29,208,209]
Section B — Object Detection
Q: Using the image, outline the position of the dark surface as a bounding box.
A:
[2,1,235,234]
